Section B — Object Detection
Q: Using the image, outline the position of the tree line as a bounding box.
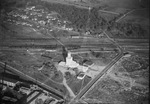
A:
[108,21,147,38]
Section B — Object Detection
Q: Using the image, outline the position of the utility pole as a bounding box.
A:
[62,46,68,62]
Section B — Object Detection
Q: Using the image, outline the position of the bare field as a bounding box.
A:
[0,0,149,103]
[119,16,149,26]
[103,7,131,14]
[0,49,68,94]
[84,53,149,104]
[118,9,149,26]
[0,22,68,95]
[130,9,149,18]
[1,23,50,39]
[64,71,92,96]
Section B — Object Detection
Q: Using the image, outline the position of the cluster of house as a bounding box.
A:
[5,5,73,32]
[0,79,64,104]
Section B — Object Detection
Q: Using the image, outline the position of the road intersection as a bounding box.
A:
[69,30,124,103]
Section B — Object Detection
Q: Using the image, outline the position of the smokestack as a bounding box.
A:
[62,46,68,62]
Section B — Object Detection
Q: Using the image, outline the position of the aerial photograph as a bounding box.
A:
[0,0,149,104]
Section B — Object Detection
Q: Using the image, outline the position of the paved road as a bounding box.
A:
[70,30,124,103]
[0,61,64,100]
[69,29,124,103]
[71,50,123,101]
[99,10,119,15]
[115,9,135,22]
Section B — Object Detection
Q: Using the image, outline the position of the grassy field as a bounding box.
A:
[119,9,149,26]
[84,53,149,104]
[98,12,118,21]
[119,16,149,26]
[92,0,149,9]
[42,0,149,9]
[1,0,149,102]
[103,7,131,14]
[0,21,69,96]
[130,9,149,18]
[65,73,92,96]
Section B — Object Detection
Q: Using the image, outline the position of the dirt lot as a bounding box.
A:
[84,53,149,104]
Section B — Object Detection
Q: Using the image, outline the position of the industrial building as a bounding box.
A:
[59,50,92,79]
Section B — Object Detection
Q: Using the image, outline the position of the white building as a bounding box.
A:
[59,51,88,73]
[66,52,79,68]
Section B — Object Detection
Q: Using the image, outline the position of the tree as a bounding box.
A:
[65,71,71,80]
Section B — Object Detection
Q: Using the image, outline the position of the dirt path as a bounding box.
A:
[63,77,76,98]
